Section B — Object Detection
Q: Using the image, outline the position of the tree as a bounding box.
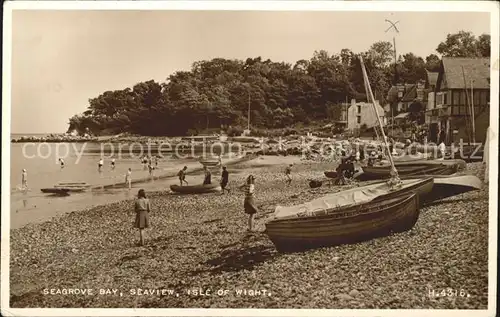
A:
[477,34,491,57]
[67,30,487,136]
[436,31,489,57]
[399,53,426,83]
[425,54,441,72]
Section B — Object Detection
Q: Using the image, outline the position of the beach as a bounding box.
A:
[9,157,488,309]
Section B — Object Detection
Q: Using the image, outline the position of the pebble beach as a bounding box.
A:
[9,158,489,309]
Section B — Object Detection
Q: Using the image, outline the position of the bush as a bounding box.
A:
[282,128,298,136]
[227,126,244,137]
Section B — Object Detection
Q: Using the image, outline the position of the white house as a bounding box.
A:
[347,99,386,131]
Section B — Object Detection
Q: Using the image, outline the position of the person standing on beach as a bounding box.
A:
[178,166,188,186]
[134,189,151,246]
[284,164,293,185]
[203,166,212,185]
[125,168,132,190]
[111,158,116,170]
[148,162,154,179]
[59,158,65,169]
[239,175,258,232]
[98,158,104,172]
[21,169,28,190]
[220,166,230,194]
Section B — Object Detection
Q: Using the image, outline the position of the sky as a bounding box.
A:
[9,9,491,134]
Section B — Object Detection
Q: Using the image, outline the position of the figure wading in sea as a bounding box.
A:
[125,168,132,190]
[21,169,28,190]
[178,166,188,186]
[239,175,259,232]
[134,189,151,246]
[98,158,104,173]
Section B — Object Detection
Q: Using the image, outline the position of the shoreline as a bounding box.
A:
[9,161,488,308]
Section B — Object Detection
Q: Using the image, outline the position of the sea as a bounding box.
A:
[9,135,243,229]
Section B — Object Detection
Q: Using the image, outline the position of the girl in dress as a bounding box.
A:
[239,175,258,232]
[134,189,151,246]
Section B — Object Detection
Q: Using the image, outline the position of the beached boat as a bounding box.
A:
[265,193,419,252]
[358,161,461,181]
[403,174,482,203]
[170,183,221,194]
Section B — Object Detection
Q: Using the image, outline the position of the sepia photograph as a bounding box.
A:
[1,1,498,316]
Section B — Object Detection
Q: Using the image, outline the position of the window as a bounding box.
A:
[473,89,480,106]
[452,91,459,105]
[443,92,447,105]
[357,116,361,124]
[357,105,361,114]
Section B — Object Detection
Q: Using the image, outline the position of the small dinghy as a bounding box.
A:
[170,183,221,194]
[54,182,91,192]
[199,157,221,167]
[41,188,71,195]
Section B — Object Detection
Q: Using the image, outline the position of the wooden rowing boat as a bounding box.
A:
[170,183,221,194]
[54,182,91,191]
[41,188,70,195]
[357,162,460,181]
[265,193,419,252]
[199,157,221,167]
[273,177,433,221]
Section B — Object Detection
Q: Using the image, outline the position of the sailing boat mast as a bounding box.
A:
[471,79,476,144]
[359,55,399,180]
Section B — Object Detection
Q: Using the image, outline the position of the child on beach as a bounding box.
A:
[284,164,293,185]
[59,158,65,169]
[134,189,151,246]
[111,158,116,170]
[220,166,230,194]
[148,163,154,178]
[239,175,259,232]
[125,168,132,190]
[21,169,28,190]
[178,166,188,186]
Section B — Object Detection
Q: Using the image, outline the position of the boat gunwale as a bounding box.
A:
[266,193,417,225]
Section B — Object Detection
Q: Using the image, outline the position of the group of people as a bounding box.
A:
[176,165,231,194]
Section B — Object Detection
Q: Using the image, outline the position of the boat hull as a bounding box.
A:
[358,162,459,181]
[170,184,221,194]
[403,174,482,202]
[324,171,338,179]
[266,193,419,252]
[41,188,70,195]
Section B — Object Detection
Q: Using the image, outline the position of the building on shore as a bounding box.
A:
[431,57,490,144]
[346,99,386,132]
